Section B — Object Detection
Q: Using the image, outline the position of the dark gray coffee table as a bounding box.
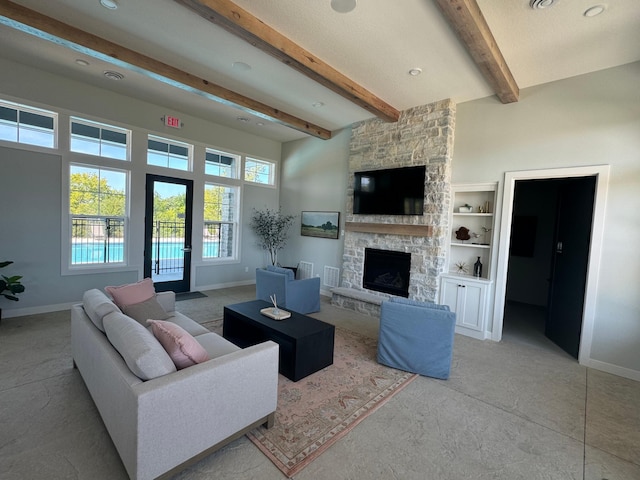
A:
[223,300,334,381]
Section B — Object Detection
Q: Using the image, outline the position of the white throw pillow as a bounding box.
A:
[103,311,176,380]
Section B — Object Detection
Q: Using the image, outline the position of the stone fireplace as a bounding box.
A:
[332,99,455,315]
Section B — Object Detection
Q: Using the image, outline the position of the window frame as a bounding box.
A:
[147,134,193,172]
[64,162,130,272]
[202,181,240,262]
[205,147,240,179]
[244,157,277,187]
[0,99,57,149]
[69,117,130,161]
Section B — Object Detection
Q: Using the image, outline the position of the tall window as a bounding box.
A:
[244,157,275,185]
[0,100,56,148]
[205,148,239,178]
[70,117,129,160]
[203,183,238,259]
[69,165,127,265]
[147,135,191,171]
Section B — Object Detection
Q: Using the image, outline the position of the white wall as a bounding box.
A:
[0,58,281,315]
[279,128,351,293]
[453,62,640,377]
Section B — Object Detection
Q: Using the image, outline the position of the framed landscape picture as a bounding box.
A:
[301,211,340,239]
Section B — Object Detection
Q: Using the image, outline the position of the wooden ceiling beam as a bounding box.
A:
[0,0,332,139]
[173,0,401,122]
[434,0,519,103]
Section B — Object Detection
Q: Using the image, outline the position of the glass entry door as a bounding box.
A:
[144,174,193,293]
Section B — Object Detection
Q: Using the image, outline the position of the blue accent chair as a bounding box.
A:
[255,266,321,314]
[377,297,456,380]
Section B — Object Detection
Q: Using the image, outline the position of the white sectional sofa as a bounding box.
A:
[71,289,279,480]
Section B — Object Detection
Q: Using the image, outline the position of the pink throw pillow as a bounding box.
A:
[147,320,210,369]
[105,278,155,308]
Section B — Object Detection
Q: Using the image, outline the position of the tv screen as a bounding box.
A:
[353,165,426,215]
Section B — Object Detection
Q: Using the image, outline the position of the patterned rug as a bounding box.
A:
[201,319,417,477]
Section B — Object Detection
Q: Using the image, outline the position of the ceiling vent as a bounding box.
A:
[103,70,125,81]
[530,0,557,9]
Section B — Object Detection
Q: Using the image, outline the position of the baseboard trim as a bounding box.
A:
[584,358,640,382]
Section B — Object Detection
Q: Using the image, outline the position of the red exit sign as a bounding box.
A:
[164,115,181,128]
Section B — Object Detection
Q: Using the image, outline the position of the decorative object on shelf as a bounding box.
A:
[455,262,468,274]
[249,207,296,266]
[473,257,483,278]
[455,226,471,242]
[458,204,473,213]
[481,226,492,245]
[301,211,340,239]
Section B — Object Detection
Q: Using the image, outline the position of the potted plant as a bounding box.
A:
[249,207,295,266]
[1,261,25,301]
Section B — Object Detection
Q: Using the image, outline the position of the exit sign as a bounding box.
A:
[164,115,181,128]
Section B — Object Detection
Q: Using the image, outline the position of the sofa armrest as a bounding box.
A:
[156,290,176,312]
[131,340,279,480]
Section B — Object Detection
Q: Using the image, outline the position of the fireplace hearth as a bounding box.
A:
[363,248,411,297]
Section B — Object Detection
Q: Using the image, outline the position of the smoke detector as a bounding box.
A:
[530,0,557,9]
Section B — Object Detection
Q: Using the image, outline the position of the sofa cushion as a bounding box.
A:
[167,313,210,337]
[194,332,241,359]
[105,278,156,308]
[83,289,121,332]
[147,320,211,369]
[103,311,177,380]
[266,265,295,281]
[121,295,170,326]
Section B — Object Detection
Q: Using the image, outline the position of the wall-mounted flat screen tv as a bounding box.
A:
[353,165,426,215]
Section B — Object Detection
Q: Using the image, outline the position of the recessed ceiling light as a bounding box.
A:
[100,0,118,10]
[256,122,265,126]
[312,101,325,108]
[75,59,90,66]
[584,5,606,17]
[103,70,124,81]
[529,0,557,9]
[232,61,252,72]
[331,0,356,13]
[409,68,422,76]
[236,117,250,123]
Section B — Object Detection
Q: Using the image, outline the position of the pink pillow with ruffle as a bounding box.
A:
[105,278,155,308]
[147,320,210,369]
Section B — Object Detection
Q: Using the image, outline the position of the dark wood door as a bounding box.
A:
[546,176,596,358]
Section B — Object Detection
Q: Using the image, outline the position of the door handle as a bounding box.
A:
[182,247,192,253]
[556,241,563,253]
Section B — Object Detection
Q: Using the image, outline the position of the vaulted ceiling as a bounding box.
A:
[1,0,638,142]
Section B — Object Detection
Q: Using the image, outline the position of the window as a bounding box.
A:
[147,135,191,171]
[205,148,239,178]
[203,183,238,259]
[244,157,275,185]
[0,100,56,148]
[69,165,127,265]
[70,117,129,160]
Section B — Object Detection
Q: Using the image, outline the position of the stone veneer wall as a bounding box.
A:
[334,99,455,314]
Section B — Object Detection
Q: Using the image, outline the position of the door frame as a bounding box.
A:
[492,165,610,366]
[144,174,194,293]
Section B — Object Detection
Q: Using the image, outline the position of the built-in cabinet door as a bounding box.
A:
[440,275,490,339]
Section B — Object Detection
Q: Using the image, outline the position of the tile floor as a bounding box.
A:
[0,286,638,479]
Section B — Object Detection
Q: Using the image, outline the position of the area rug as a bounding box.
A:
[201,319,417,477]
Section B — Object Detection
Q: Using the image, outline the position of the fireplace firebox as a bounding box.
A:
[363,248,411,297]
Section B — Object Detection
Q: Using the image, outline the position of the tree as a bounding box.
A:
[249,207,295,266]
[69,172,125,216]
